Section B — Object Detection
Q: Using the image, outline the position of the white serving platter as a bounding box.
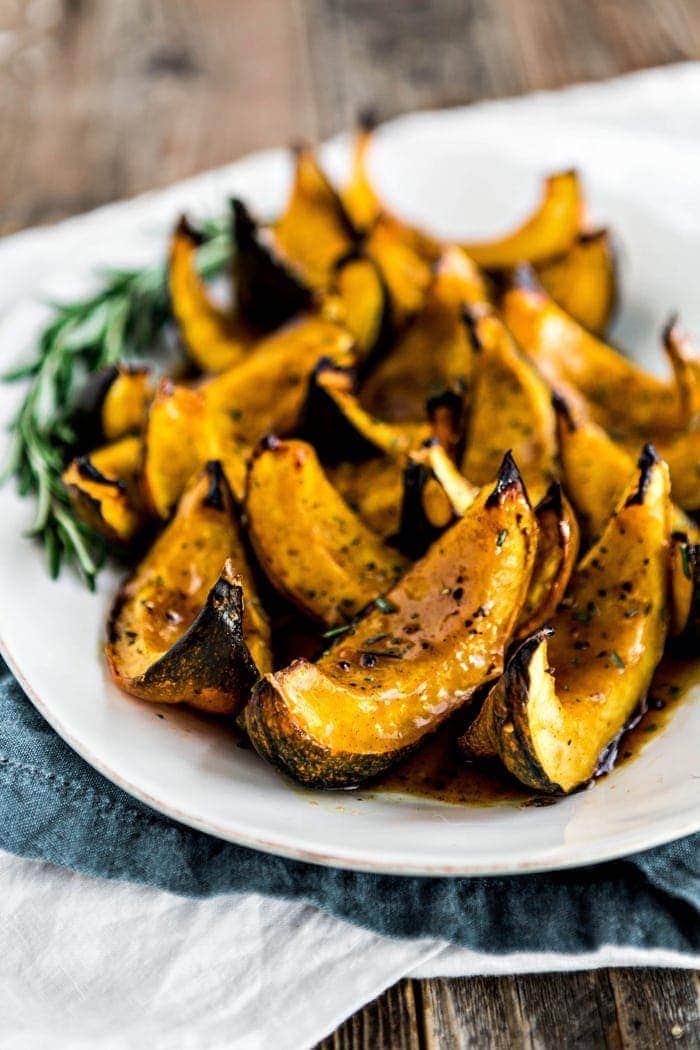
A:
[0,102,698,875]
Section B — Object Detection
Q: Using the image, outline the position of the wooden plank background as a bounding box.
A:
[1,1,699,1046]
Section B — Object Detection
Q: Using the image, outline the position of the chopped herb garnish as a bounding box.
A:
[610,651,625,670]
[364,633,389,646]
[359,648,403,660]
[322,623,352,639]
[496,529,508,547]
[624,606,639,618]
[374,596,397,614]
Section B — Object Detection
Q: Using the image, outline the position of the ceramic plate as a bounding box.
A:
[0,104,698,875]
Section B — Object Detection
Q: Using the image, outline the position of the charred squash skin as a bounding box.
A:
[462,307,556,504]
[245,438,407,627]
[273,146,357,290]
[169,216,255,374]
[461,449,672,794]
[244,453,538,788]
[536,229,617,336]
[62,435,145,546]
[462,170,584,270]
[107,462,271,713]
[502,267,684,436]
[360,248,484,422]
[331,252,393,367]
[298,358,429,465]
[231,198,314,332]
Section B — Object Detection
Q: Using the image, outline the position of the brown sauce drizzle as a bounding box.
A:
[373,654,700,807]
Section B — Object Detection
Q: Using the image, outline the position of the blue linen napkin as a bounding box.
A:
[1,657,697,955]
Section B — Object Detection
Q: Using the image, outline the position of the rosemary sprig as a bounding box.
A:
[1,214,231,588]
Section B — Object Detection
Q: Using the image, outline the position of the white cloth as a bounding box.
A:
[1,65,699,1050]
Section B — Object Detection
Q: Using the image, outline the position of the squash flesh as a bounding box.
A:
[360,248,483,422]
[274,148,355,289]
[246,440,407,626]
[333,255,391,363]
[502,271,682,435]
[462,309,556,504]
[326,457,404,540]
[107,463,271,711]
[464,454,671,793]
[62,435,144,545]
[169,218,255,374]
[536,230,616,335]
[101,366,152,441]
[245,458,537,785]
[462,170,583,270]
[141,380,208,519]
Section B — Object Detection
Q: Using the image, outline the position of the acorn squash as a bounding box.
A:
[204,314,356,499]
[274,146,356,290]
[244,453,538,788]
[536,229,617,335]
[462,170,584,270]
[245,438,407,627]
[502,267,684,436]
[360,247,485,422]
[62,435,145,546]
[299,358,429,464]
[461,448,672,793]
[141,380,208,519]
[232,198,314,332]
[462,307,556,504]
[364,216,433,326]
[107,462,271,713]
[169,216,255,373]
[325,457,405,541]
[554,394,700,543]
[331,252,392,365]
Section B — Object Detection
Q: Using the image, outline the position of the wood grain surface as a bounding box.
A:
[1,1,698,1047]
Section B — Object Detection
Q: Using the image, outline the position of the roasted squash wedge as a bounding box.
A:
[141,380,208,519]
[462,170,583,270]
[503,267,683,435]
[554,394,700,542]
[397,447,578,634]
[326,457,405,541]
[246,439,407,626]
[331,252,392,365]
[461,448,672,793]
[62,435,145,546]
[244,453,538,788]
[515,482,580,640]
[274,146,356,290]
[232,198,314,332]
[342,114,442,260]
[462,307,556,504]
[536,229,617,335]
[360,247,485,421]
[299,358,429,464]
[107,461,271,712]
[169,216,255,374]
[204,314,356,498]
[654,428,700,513]
[364,215,434,326]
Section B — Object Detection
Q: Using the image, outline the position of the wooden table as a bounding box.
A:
[1,1,698,1045]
